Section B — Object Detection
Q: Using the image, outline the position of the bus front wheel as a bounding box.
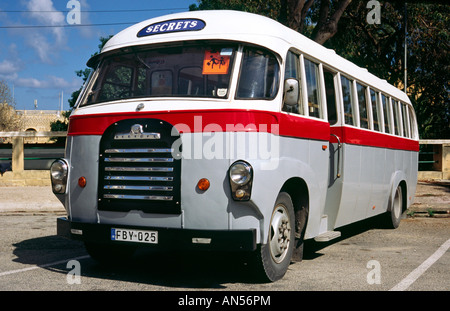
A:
[253,192,295,282]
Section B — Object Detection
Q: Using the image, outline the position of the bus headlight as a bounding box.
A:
[50,159,68,194]
[229,161,253,201]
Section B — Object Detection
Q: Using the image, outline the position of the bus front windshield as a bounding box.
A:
[81,43,236,106]
[80,42,280,107]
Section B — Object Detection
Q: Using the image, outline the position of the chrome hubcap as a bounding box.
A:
[269,205,291,263]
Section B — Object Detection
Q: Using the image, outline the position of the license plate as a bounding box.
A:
[111,228,158,244]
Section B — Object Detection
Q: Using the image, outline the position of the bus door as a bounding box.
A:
[322,68,344,232]
[331,75,373,228]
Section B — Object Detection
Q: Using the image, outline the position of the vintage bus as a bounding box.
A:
[53,10,419,282]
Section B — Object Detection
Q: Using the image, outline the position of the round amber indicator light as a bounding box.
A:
[78,176,87,188]
[197,178,210,191]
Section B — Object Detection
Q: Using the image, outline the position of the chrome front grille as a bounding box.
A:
[98,118,181,214]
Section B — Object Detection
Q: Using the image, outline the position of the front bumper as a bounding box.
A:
[57,217,257,252]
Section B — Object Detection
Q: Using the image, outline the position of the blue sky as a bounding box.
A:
[0,0,194,111]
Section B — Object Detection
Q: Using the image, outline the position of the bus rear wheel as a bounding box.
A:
[383,184,404,229]
[253,192,295,282]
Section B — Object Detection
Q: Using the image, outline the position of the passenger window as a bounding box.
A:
[370,89,380,131]
[392,99,401,136]
[323,69,337,125]
[304,58,321,118]
[408,106,417,139]
[381,94,391,134]
[283,51,302,114]
[341,76,356,126]
[401,102,410,138]
[356,83,369,129]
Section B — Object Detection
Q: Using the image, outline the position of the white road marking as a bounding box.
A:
[0,255,90,277]
[390,238,450,291]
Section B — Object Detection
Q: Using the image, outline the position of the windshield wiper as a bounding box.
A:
[136,54,152,70]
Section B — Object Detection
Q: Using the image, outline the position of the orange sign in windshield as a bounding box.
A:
[202,50,230,75]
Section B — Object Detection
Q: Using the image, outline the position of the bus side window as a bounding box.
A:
[408,105,417,139]
[341,75,356,126]
[236,47,280,99]
[370,89,380,131]
[304,58,321,118]
[401,102,410,138]
[356,82,369,129]
[392,99,401,136]
[381,94,391,134]
[323,69,337,125]
[283,51,302,114]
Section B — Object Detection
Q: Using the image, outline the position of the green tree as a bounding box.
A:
[189,0,352,44]
[406,4,449,139]
[326,2,449,139]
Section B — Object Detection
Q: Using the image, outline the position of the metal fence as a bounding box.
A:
[0,131,66,172]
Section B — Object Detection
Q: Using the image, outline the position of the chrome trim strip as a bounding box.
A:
[104,157,174,163]
[114,133,161,140]
[104,185,173,191]
[103,194,173,201]
[105,148,173,153]
[105,167,174,172]
[105,176,173,182]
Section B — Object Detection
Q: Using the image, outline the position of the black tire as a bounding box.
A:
[84,242,136,265]
[253,192,295,282]
[383,184,404,229]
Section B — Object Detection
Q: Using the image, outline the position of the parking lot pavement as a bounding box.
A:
[0,181,448,215]
[410,181,450,216]
[0,186,65,213]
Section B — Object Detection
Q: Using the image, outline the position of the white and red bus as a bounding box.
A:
[52,10,419,282]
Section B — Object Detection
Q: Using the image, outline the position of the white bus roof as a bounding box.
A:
[94,10,410,104]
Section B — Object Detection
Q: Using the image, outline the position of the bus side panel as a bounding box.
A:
[246,135,329,241]
[334,143,360,228]
[365,145,388,219]
[407,151,419,208]
[67,135,101,223]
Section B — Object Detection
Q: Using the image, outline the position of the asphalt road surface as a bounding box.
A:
[0,213,448,294]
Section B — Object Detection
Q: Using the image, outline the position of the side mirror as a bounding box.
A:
[283,78,299,108]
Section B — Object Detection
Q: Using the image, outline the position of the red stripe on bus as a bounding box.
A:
[331,126,419,152]
[67,110,418,151]
[67,110,330,141]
